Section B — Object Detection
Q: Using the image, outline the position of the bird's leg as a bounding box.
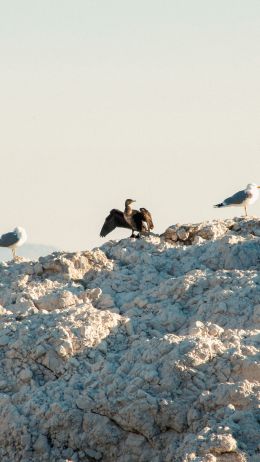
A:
[130,231,136,238]
[244,205,247,217]
[135,233,141,239]
[12,248,16,261]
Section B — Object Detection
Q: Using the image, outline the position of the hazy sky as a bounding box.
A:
[1,1,259,251]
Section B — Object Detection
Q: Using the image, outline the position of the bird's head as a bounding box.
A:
[125,199,136,207]
[14,226,27,241]
[246,183,260,190]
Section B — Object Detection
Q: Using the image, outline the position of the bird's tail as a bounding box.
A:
[214,203,224,208]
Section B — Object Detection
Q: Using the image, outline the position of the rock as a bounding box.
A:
[253,304,260,323]
[163,219,231,245]
[19,368,33,382]
[0,335,10,347]
[0,218,259,461]
[34,434,50,454]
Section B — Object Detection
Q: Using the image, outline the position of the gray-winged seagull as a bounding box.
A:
[0,227,27,260]
[214,183,260,216]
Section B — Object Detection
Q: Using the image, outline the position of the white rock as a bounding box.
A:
[0,217,259,461]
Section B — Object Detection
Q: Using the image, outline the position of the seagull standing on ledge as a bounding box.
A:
[0,227,27,260]
[214,183,260,216]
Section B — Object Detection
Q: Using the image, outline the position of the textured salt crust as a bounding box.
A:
[0,217,259,461]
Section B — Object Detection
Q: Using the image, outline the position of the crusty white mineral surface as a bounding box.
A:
[0,217,260,462]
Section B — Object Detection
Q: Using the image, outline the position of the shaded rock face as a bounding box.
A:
[0,218,259,462]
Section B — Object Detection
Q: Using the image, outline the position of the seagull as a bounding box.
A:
[100,199,154,238]
[0,227,27,260]
[214,183,260,216]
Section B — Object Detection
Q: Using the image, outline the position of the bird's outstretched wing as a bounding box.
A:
[0,231,19,247]
[100,209,131,237]
[140,208,154,231]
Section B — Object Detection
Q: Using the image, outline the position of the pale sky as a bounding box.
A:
[0,1,259,251]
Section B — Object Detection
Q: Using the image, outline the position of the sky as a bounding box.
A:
[0,0,259,251]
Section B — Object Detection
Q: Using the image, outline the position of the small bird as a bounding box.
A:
[100,199,154,238]
[214,183,260,216]
[0,226,27,260]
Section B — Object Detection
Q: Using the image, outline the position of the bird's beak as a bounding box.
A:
[258,186,260,189]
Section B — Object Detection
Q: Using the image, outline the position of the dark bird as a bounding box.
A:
[0,226,27,260]
[100,199,154,239]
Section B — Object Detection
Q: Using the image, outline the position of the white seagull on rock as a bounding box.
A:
[0,226,27,260]
[214,183,260,216]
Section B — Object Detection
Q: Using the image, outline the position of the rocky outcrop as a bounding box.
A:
[0,218,260,461]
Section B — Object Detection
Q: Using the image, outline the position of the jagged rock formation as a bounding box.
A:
[0,218,260,462]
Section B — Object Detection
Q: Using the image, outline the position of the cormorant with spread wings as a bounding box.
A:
[100,199,154,238]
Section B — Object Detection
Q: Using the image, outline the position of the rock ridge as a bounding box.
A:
[0,217,259,461]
